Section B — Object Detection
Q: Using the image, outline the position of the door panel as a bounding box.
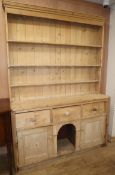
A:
[17,127,48,167]
[81,116,106,149]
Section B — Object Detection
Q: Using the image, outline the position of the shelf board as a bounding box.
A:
[8,40,102,48]
[8,65,101,68]
[10,80,99,87]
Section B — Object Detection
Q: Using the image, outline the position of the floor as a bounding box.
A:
[0,147,9,175]
[1,142,115,175]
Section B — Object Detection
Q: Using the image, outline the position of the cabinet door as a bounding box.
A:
[17,127,48,167]
[81,116,106,149]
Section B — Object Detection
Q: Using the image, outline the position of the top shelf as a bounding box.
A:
[7,40,102,48]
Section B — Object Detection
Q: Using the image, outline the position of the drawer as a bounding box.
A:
[15,110,50,129]
[52,106,81,124]
[83,102,105,118]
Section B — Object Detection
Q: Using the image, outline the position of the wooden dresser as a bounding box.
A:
[3,0,110,170]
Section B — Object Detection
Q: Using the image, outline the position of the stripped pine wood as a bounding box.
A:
[9,44,101,66]
[7,15,102,45]
[3,1,110,170]
[8,15,100,99]
[7,13,103,102]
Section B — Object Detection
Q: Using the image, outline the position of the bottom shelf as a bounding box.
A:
[57,138,75,156]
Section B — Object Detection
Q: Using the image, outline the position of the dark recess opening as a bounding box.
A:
[57,124,76,155]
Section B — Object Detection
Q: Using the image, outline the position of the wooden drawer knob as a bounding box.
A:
[64,111,70,116]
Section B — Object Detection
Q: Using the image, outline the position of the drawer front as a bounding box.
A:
[83,102,105,118]
[15,110,50,129]
[52,106,81,124]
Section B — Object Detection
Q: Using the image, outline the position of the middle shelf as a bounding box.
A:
[10,80,99,87]
[8,40,102,48]
[8,65,101,68]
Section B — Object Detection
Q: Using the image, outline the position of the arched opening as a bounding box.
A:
[57,124,76,156]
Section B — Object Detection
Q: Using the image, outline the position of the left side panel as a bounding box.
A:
[0,2,9,98]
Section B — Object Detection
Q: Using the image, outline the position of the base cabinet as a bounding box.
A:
[17,127,49,167]
[80,116,106,149]
[12,97,109,169]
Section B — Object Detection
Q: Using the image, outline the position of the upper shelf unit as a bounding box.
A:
[7,12,103,101]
